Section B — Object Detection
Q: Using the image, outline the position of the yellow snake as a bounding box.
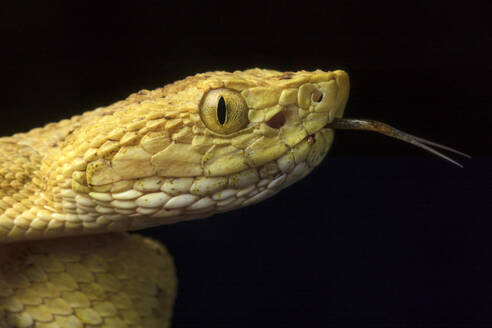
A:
[0,69,350,327]
[0,68,466,327]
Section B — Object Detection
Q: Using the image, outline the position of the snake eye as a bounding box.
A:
[200,88,249,134]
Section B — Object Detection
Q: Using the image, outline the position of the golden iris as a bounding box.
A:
[200,88,249,134]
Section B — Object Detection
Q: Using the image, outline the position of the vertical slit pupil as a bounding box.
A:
[217,96,227,125]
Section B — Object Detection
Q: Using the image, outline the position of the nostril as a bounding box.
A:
[266,111,286,129]
[311,90,323,103]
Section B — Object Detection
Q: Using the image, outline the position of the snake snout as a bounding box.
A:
[297,70,350,122]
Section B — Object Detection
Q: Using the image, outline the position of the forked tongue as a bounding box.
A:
[325,118,470,168]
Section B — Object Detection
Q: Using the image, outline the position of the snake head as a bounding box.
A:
[47,69,349,235]
[164,69,350,183]
[7,68,465,242]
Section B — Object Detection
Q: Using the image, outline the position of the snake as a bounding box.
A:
[0,69,467,327]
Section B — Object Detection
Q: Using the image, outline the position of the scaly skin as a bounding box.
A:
[0,69,349,327]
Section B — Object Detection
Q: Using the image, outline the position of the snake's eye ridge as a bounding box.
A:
[200,88,249,134]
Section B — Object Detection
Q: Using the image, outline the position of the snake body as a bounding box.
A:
[0,69,350,327]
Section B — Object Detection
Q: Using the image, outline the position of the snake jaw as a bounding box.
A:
[96,69,349,230]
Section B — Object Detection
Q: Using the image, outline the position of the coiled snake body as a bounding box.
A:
[0,69,350,327]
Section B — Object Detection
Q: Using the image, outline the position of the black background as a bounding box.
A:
[1,1,491,327]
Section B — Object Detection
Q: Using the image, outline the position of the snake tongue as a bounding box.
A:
[325,118,470,167]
